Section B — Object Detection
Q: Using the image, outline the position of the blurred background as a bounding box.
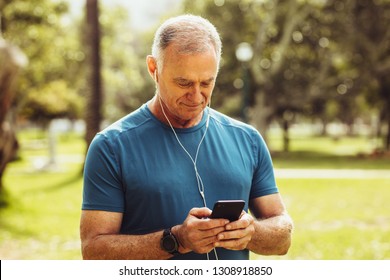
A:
[0,0,389,259]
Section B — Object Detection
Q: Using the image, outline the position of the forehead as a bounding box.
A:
[162,44,218,79]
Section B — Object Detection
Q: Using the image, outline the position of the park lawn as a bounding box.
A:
[271,151,390,170]
[253,178,390,260]
[0,131,85,259]
[1,131,389,259]
[2,173,389,260]
[268,134,390,169]
[0,169,83,259]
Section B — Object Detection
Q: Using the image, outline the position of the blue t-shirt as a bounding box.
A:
[82,104,278,260]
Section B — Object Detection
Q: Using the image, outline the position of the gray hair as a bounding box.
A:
[151,14,222,72]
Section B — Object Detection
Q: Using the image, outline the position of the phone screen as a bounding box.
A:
[210,200,245,221]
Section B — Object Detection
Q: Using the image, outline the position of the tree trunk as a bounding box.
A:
[386,113,390,151]
[250,90,272,144]
[378,76,390,151]
[0,122,19,188]
[0,38,27,190]
[84,0,103,151]
[282,119,290,152]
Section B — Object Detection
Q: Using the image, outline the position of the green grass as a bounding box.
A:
[0,172,83,259]
[253,178,390,260]
[271,150,390,170]
[268,133,390,169]
[1,130,389,259]
[0,130,85,259]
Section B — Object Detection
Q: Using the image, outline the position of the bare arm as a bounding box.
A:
[80,208,229,260]
[80,210,170,259]
[247,194,293,255]
[215,193,293,255]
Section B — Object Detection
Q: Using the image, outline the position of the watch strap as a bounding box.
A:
[161,227,180,255]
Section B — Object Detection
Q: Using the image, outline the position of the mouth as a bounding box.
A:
[182,104,204,113]
[181,101,204,108]
[184,104,201,108]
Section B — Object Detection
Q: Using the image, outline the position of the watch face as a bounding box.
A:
[162,236,177,252]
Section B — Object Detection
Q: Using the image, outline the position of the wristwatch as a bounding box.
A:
[160,228,180,255]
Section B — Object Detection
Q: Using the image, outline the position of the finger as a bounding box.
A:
[215,237,249,251]
[192,241,217,254]
[193,234,219,247]
[188,232,220,254]
[225,213,253,231]
[189,207,231,229]
[189,207,212,218]
[199,225,227,238]
[196,218,230,230]
[184,223,225,246]
[217,228,246,241]
[215,230,253,249]
[218,223,255,242]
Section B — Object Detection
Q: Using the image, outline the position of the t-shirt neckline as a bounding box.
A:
[142,103,209,133]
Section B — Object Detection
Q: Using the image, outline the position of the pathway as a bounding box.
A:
[274,169,390,179]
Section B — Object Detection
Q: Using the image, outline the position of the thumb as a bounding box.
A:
[189,207,212,219]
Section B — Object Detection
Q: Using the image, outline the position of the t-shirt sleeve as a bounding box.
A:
[249,130,279,199]
[82,133,125,212]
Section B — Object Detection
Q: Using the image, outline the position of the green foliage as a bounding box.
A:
[1,0,155,124]
[99,4,155,121]
[181,0,390,146]
[1,0,85,123]
[19,80,83,124]
[182,0,251,112]
[2,0,390,146]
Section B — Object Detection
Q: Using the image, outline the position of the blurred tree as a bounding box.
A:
[1,0,85,174]
[2,0,154,161]
[182,0,390,152]
[83,1,154,149]
[343,0,390,150]
[182,0,314,149]
[305,0,390,143]
[182,0,252,114]
[1,0,84,120]
[99,5,154,122]
[21,80,83,126]
[0,37,27,190]
[0,5,20,191]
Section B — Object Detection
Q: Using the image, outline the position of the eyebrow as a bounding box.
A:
[173,77,215,84]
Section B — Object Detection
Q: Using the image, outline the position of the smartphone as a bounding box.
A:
[210,200,245,221]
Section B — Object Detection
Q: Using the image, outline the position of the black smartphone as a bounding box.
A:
[210,200,245,221]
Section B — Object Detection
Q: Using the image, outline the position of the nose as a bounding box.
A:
[186,84,204,104]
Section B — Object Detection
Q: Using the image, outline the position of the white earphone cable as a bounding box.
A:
[158,95,218,260]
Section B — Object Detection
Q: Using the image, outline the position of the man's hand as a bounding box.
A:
[172,207,229,254]
[214,211,255,250]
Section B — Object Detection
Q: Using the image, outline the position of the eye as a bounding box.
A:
[177,81,193,88]
[201,82,211,88]
[201,78,214,88]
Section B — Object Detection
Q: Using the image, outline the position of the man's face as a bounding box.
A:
[156,44,219,125]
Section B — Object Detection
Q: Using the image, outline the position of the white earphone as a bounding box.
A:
[158,96,217,260]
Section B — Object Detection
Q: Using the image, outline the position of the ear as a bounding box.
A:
[146,55,158,82]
